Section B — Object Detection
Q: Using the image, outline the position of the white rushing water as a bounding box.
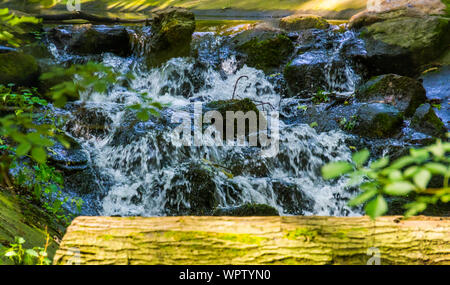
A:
[51,29,361,217]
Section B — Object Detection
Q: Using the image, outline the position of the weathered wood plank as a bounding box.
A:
[54,216,450,265]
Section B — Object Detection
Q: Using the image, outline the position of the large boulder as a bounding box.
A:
[351,3,450,76]
[231,26,294,73]
[353,103,404,138]
[411,103,447,138]
[356,74,427,116]
[0,51,40,87]
[146,6,196,67]
[279,14,329,31]
[48,25,131,57]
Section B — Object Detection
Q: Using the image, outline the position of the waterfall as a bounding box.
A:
[47,26,362,217]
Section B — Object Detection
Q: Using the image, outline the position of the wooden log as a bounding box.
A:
[53,216,450,265]
[35,11,152,24]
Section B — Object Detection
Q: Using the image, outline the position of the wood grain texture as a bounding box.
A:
[54,216,450,265]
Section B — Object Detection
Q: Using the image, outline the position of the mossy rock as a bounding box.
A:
[67,26,131,57]
[147,6,196,67]
[233,30,294,73]
[279,14,330,31]
[360,15,450,76]
[411,103,447,138]
[165,163,219,215]
[0,189,64,265]
[0,52,39,87]
[213,203,279,216]
[206,98,259,117]
[353,103,404,138]
[356,74,427,117]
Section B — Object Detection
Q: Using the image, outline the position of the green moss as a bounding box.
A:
[279,14,330,31]
[0,189,64,264]
[237,34,294,72]
[0,52,39,87]
[285,228,318,241]
[207,98,259,117]
[164,231,266,245]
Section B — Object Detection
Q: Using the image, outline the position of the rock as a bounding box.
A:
[411,103,447,138]
[350,0,447,28]
[212,203,279,216]
[356,9,450,76]
[206,98,259,117]
[272,180,313,215]
[353,103,404,138]
[48,25,131,57]
[283,28,367,97]
[0,52,40,86]
[165,162,218,215]
[356,74,427,116]
[65,105,113,140]
[284,51,329,97]
[146,6,196,67]
[231,27,294,73]
[279,14,330,31]
[47,135,88,173]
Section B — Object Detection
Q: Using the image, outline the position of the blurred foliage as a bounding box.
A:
[322,136,450,219]
[0,7,41,47]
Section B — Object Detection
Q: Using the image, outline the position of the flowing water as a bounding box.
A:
[45,23,365,217]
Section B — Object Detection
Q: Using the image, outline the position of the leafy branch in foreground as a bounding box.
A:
[322,137,450,219]
[0,8,41,47]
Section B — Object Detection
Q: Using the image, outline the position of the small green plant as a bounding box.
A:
[127,92,165,121]
[297,104,308,112]
[312,89,330,104]
[339,115,358,131]
[3,235,51,265]
[322,138,450,219]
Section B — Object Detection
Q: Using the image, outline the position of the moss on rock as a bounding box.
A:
[353,103,404,138]
[146,6,196,67]
[279,14,330,31]
[0,189,64,265]
[359,14,450,76]
[0,52,39,87]
[233,29,294,73]
[356,74,427,117]
[411,103,447,138]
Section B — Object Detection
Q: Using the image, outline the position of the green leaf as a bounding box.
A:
[365,195,387,219]
[388,170,403,181]
[16,142,31,156]
[424,163,447,176]
[384,181,415,196]
[321,161,353,180]
[370,157,389,170]
[352,149,369,167]
[413,169,431,190]
[348,188,377,207]
[136,110,150,121]
[4,251,16,257]
[31,147,46,164]
[25,249,38,257]
[16,237,25,244]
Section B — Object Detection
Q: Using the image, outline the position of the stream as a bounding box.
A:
[37,20,447,217]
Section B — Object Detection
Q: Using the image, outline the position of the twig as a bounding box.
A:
[232,75,249,100]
